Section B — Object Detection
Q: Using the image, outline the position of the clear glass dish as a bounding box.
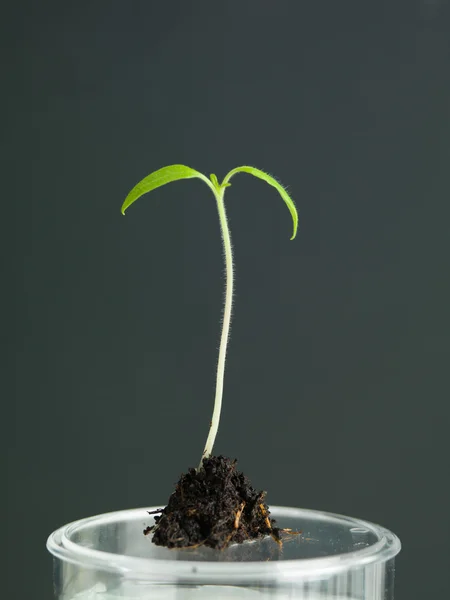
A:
[47,506,401,599]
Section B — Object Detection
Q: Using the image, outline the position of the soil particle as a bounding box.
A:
[146,456,281,550]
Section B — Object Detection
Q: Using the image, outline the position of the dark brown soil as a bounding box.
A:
[144,456,282,550]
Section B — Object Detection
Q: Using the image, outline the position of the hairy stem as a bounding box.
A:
[199,186,234,468]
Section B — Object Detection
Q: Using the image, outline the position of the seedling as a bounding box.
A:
[122,164,298,549]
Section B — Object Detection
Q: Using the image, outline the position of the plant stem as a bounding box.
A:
[199,185,234,469]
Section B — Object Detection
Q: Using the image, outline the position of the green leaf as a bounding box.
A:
[222,166,298,240]
[121,165,212,215]
[209,173,220,189]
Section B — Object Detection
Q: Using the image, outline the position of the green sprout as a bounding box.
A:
[122,165,298,470]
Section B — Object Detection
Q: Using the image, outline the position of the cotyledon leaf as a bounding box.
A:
[222,166,298,240]
[121,164,213,215]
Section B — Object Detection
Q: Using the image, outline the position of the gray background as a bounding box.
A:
[6,1,450,599]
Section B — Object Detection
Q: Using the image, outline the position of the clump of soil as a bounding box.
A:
[144,455,282,550]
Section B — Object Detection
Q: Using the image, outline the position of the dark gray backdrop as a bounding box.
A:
[6,2,450,599]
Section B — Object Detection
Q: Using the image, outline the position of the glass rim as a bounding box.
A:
[47,506,401,583]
